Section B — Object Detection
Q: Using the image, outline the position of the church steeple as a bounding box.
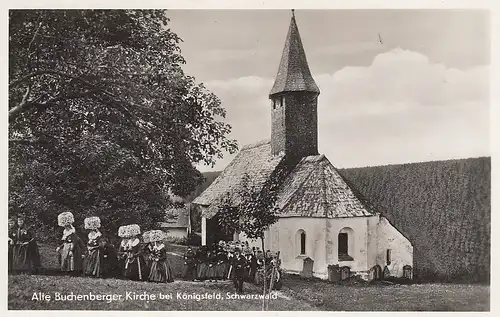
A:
[269,10,320,158]
[269,10,320,97]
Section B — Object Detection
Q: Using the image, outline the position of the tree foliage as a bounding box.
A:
[9,9,237,241]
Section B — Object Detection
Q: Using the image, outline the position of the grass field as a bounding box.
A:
[8,243,490,311]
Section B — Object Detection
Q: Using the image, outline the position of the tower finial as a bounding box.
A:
[291,9,295,17]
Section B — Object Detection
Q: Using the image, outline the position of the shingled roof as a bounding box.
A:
[192,140,285,215]
[276,155,377,217]
[269,13,320,96]
[194,141,377,219]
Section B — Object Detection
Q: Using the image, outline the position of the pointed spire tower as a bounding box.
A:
[269,9,320,158]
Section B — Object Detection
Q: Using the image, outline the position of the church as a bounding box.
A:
[193,12,413,281]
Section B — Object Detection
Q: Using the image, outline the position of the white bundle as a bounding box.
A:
[58,212,74,227]
[84,216,101,230]
[128,224,141,237]
[149,230,166,243]
[118,225,129,238]
[142,230,152,244]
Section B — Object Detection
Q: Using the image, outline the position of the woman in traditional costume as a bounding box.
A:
[12,213,42,273]
[117,225,129,276]
[83,216,105,277]
[123,224,147,281]
[101,235,119,278]
[142,231,153,270]
[57,212,84,275]
[147,230,174,283]
[8,217,16,273]
[205,247,217,282]
[215,245,229,280]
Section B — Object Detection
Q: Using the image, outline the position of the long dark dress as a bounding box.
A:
[117,239,128,276]
[148,244,174,283]
[215,250,228,280]
[57,228,84,273]
[8,227,16,272]
[12,225,41,273]
[101,239,119,278]
[83,231,105,277]
[123,238,147,281]
[182,249,197,281]
[196,249,208,280]
[205,251,217,280]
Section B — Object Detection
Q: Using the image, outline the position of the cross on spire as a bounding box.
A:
[291,9,295,17]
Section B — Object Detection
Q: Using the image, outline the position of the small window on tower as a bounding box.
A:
[275,98,282,108]
[271,99,276,110]
[386,249,392,265]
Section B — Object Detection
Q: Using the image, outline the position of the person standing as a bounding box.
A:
[232,247,247,294]
[248,248,258,283]
[123,224,147,281]
[83,216,105,277]
[147,230,174,283]
[182,247,197,281]
[117,225,130,277]
[8,217,16,273]
[195,246,208,281]
[12,213,41,273]
[57,212,84,276]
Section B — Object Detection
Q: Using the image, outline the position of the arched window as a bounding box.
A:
[300,232,306,255]
[338,233,348,255]
[338,227,354,261]
[296,229,306,255]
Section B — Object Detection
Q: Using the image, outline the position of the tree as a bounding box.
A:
[216,157,295,310]
[9,10,237,240]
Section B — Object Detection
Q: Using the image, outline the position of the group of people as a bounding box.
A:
[8,212,176,283]
[55,212,176,283]
[8,212,281,294]
[8,214,42,273]
[181,240,281,293]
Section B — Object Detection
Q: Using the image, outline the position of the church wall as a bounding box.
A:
[376,216,413,277]
[239,217,328,278]
[367,215,380,270]
[325,217,371,274]
[277,217,327,277]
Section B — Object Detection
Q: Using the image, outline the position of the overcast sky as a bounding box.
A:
[166,10,490,172]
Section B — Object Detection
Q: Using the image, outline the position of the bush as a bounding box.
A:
[166,236,187,245]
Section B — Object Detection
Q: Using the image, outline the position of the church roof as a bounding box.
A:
[269,13,320,96]
[194,140,376,219]
[192,140,285,215]
[276,155,377,218]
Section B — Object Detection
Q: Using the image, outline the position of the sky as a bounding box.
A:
[166,9,490,172]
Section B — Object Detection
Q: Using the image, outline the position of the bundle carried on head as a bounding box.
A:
[84,216,101,230]
[148,230,166,243]
[118,224,141,238]
[142,230,152,244]
[118,226,128,238]
[58,212,74,227]
[129,224,141,237]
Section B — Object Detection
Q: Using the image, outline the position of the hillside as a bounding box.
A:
[338,157,491,283]
[196,157,491,283]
